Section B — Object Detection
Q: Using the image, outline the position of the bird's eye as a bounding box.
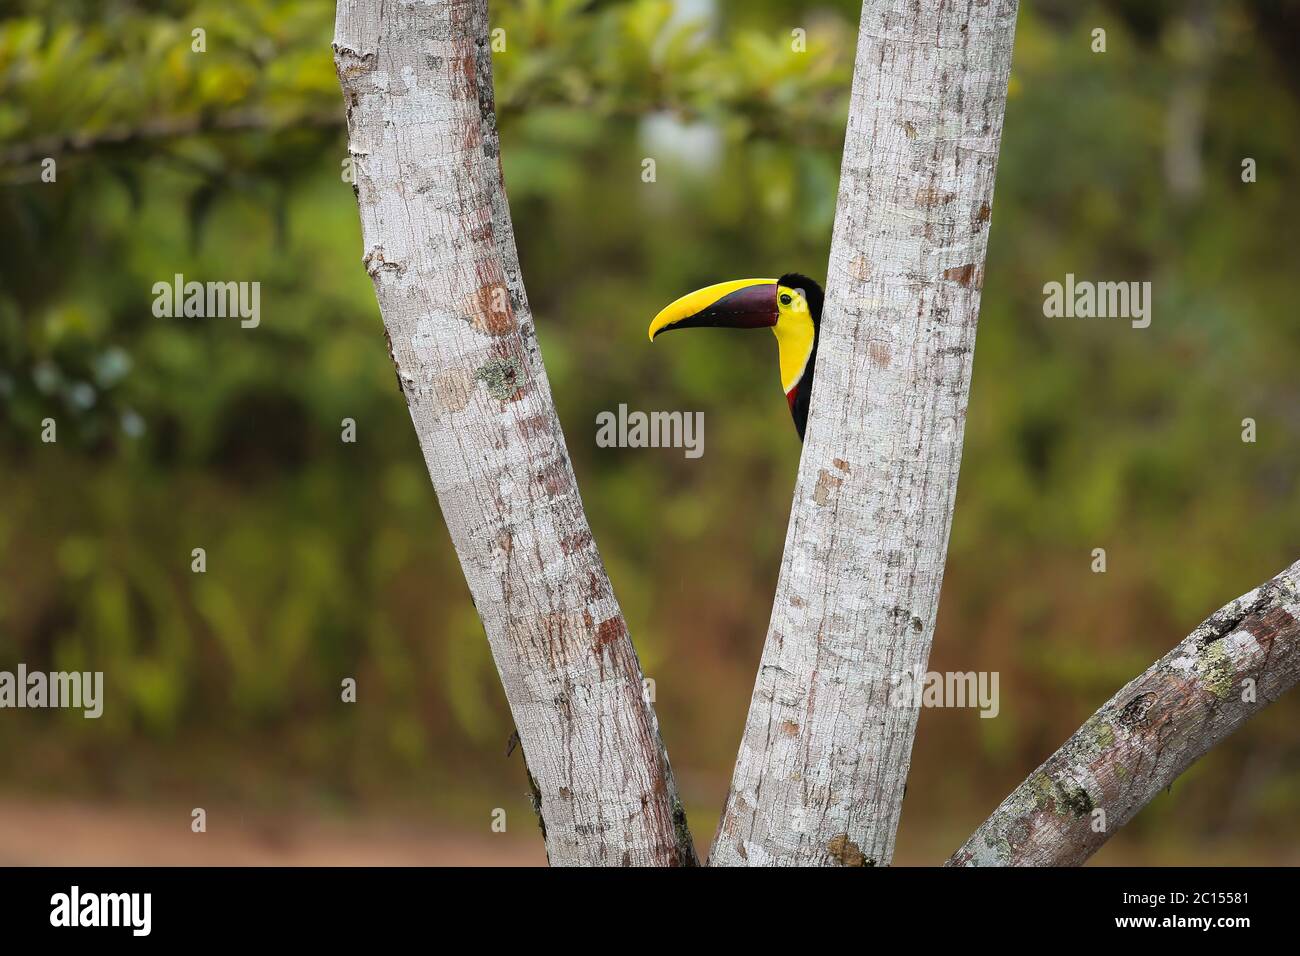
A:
[780,294,792,305]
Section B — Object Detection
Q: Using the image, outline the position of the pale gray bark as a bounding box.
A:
[710,0,1020,867]
[949,559,1300,867]
[333,0,694,866]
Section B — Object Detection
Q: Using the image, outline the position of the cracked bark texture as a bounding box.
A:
[333,0,695,866]
[949,559,1300,867]
[710,0,1019,867]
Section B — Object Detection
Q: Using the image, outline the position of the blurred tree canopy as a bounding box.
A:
[1,0,1298,861]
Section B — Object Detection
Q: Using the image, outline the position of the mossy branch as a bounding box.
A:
[949,558,1300,866]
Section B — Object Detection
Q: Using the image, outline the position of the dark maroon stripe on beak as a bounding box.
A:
[665,283,778,332]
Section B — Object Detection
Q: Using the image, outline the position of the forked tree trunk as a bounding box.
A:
[950,559,1300,866]
[335,0,1292,870]
[333,0,695,866]
[710,0,1020,867]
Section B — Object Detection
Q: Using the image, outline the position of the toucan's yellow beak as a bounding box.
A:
[648,278,779,342]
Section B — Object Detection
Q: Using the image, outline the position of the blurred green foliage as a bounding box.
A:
[1,0,1298,862]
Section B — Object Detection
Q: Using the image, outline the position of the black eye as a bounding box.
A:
[780,294,792,305]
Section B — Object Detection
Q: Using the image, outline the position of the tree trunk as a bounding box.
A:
[949,559,1300,866]
[332,0,695,866]
[711,0,1020,867]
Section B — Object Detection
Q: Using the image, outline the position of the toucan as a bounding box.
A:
[648,273,824,440]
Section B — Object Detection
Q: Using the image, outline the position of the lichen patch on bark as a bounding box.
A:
[474,356,522,401]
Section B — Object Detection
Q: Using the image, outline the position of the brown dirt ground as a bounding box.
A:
[0,795,547,866]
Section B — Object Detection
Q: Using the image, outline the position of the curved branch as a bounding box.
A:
[333,0,694,866]
[948,559,1300,867]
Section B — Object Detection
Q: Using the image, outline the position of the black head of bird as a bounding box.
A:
[648,273,824,441]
